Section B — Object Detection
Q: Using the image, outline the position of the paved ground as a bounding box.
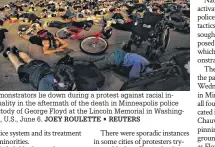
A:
[0,8,190,91]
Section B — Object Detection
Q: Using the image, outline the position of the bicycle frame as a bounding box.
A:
[62,19,115,44]
[66,27,103,43]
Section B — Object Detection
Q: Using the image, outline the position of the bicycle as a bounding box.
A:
[56,18,116,55]
[120,49,190,91]
[123,13,170,61]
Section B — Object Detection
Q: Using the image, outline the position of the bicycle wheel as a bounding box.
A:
[55,27,71,39]
[160,27,170,53]
[80,37,108,55]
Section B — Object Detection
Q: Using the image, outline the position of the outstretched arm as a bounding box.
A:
[43,43,64,55]
[26,23,42,34]
[55,37,69,49]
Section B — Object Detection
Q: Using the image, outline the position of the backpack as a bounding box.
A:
[56,55,74,65]
[56,55,105,91]
[37,30,53,40]
[73,63,105,91]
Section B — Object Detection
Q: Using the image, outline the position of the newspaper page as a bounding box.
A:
[0,0,193,147]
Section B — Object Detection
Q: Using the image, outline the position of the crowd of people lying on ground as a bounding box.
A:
[0,0,190,91]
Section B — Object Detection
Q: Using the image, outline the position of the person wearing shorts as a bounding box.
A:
[3,47,76,91]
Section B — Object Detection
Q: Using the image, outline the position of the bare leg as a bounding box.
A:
[19,52,33,63]
[7,52,24,71]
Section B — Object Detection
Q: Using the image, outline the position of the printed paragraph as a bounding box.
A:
[0,130,81,147]
[92,130,189,147]
[196,0,215,147]
[0,92,183,124]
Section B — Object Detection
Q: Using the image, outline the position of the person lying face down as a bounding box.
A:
[3,47,76,91]
[74,49,156,79]
[96,50,154,79]
[19,13,41,23]
[19,26,69,55]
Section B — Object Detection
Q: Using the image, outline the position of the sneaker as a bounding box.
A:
[11,46,19,55]
[3,47,11,58]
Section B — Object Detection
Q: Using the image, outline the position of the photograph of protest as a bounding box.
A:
[0,0,190,91]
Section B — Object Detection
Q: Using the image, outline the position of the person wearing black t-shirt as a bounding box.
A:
[19,30,69,55]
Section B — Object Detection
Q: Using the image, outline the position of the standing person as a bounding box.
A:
[3,47,76,91]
